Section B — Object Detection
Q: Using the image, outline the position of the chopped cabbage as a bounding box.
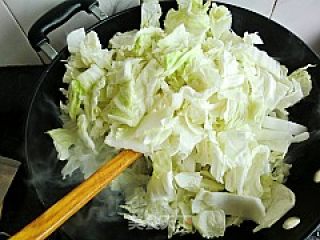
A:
[49,0,312,238]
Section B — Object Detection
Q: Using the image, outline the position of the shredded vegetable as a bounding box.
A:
[48,0,312,238]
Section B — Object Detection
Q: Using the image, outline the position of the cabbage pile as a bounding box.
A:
[49,0,312,238]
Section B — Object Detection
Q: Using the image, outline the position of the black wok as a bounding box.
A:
[25,0,320,239]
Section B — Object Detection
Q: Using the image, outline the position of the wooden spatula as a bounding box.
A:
[10,150,142,240]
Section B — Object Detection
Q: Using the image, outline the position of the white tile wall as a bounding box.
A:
[217,0,276,17]
[271,0,320,55]
[0,0,40,65]
[0,0,319,66]
[3,0,139,60]
[4,0,97,51]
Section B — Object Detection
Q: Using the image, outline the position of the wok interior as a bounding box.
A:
[25,2,320,240]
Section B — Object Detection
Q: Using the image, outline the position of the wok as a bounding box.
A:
[25,0,320,239]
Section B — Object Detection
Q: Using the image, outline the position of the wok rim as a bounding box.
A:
[24,1,320,239]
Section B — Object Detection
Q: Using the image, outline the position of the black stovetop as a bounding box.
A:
[0,66,318,240]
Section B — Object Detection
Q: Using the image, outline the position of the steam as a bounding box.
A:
[26,94,128,240]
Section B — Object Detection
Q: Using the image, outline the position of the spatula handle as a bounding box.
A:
[10,150,142,240]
